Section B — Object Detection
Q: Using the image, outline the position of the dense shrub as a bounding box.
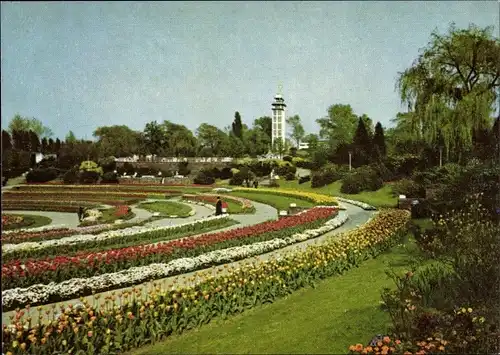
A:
[63,167,79,184]
[36,157,58,169]
[311,163,347,188]
[219,167,233,180]
[392,178,425,198]
[229,172,245,186]
[177,161,190,176]
[340,166,383,194]
[268,179,280,188]
[101,171,119,184]
[298,175,311,184]
[274,161,296,177]
[26,168,59,183]
[193,171,215,185]
[79,170,100,184]
[98,157,116,173]
[283,155,293,162]
[295,158,315,170]
[284,172,296,181]
[121,162,136,176]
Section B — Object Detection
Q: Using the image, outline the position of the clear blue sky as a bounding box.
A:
[1,1,498,140]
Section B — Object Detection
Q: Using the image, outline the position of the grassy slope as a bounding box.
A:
[130,240,420,355]
[278,180,397,208]
[229,191,314,211]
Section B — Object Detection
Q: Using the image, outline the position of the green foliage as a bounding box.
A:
[232,111,243,139]
[372,122,387,160]
[79,170,100,184]
[93,125,142,157]
[311,163,348,188]
[79,160,103,175]
[177,161,190,176]
[391,178,425,198]
[101,171,119,184]
[63,166,80,184]
[341,166,383,194]
[316,104,358,149]
[352,117,372,167]
[396,23,500,159]
[26,168,59,183]
[193,171,215,185]
[274,161,296,177]
[286,114,305,147]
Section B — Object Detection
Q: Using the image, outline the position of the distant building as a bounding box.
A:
[271,86,286,146]
[298,142,309,150]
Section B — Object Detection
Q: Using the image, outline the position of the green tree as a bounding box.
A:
[29,130,40,152]
[232,111,243,139]
[2,130,12,152]
[243,128,269,157]
[94,125,141,158]
[65,131,77,144]
[253,116,272,141]
[143,121,165,156]
[47,138,55,154]
[286,114,305,147]
[352,117,372,166]
[8,114,53,138]
[162,121,197,157]
[359,114,374,138]
[372,122,387,160]
[302,133,319,151]
[396,23,500,162]
[316,104,358,149]
[40,137,48,154]
[54,138,62,154]
[196,123,228,156]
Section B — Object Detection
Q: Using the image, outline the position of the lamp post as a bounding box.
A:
[348,151,352,171]
[439,146,443,168]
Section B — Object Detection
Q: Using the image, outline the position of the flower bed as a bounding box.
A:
[2,201,100,213]
[2,215,233,261]
[2,215,25,229]
[233,187,338,205]
[1,210,409,354]
[2,211,347,309]
[336,197,377,210]
[4,190,172,199]
[2,208,337,290]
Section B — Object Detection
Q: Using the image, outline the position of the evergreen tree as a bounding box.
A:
[47,138,55,154]
[29,130,40,153]
[2,130,12,152]
[372,122,386,160]
[11,130,23,151]
[41,137,48,154]
[22,131,31,152]
[55,138,62,154]
[232,111,243,138]
[352,117,372,166]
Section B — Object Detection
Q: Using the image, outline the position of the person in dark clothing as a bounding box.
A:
[215,196,223,216]
[77,206,84,221]
[253,180,258,188]
[246,180,251,188]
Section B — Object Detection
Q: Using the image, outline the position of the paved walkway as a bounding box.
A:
[2,210,81,229]
[1,201,373,324]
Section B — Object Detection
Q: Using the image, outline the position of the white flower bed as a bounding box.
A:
[335,197,376,210]
[2,212,348,308]
[213,187,232,193]
[2,215,228,255]
[2,224,70,235]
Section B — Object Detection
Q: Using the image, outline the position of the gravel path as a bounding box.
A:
[1,201,372,324]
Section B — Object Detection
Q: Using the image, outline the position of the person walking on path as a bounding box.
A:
[253,180,259,188]
[215,196,223,216]
[77,206,84,222]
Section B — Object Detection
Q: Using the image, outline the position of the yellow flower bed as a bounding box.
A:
[234,187,337,205]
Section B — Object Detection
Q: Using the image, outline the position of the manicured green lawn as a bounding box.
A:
[2,214,52,230]
[278,180,397,208]
[138,201,193,217]
[130,240,420,355]
[229,191,314,211]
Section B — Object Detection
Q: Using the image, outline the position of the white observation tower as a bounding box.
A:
[271,84,287,146]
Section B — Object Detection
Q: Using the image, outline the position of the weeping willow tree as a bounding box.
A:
[396,23,500,162]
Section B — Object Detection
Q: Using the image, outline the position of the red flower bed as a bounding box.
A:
[1,228,73,244]
[2,215,24,227]
[2,207,337,286]
[115,205,131,217]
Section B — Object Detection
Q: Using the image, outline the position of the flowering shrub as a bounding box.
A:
[233,187,338,205]
[335,197,377,210]
[2,207,337,290]
[114,205,131,218]
[2,209,409,354]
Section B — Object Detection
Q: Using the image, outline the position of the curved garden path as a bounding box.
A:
[1,200,373,324]
[1,210,81,229]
